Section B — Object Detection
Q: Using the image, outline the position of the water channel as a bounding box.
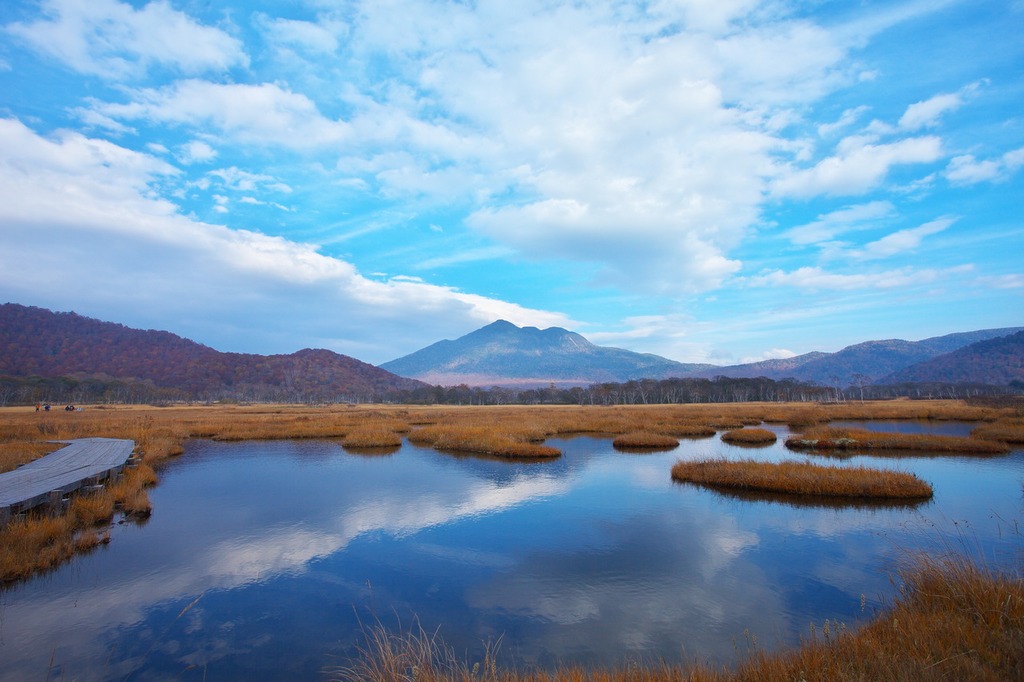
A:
[1,422,1021,680]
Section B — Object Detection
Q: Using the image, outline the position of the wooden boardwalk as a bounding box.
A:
[0,438,135,519]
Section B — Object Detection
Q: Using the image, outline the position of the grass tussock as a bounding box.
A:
[330,557,1022,682]
[612,432,680,450]
[786,426,1010,454]
[409,423,560,459]
[343,426,404,449]
[971,418,1024,444]
[720,428,777,445]
[671,458,933,500]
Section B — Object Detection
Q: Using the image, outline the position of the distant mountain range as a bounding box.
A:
[0,303,424,401]
[379,319,716,387]
[2,304,1021,401]
[383,320,1024,387]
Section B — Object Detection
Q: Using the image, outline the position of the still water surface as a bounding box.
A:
[1,423,1021,680]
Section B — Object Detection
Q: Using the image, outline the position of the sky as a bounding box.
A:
[1,0,1022,367]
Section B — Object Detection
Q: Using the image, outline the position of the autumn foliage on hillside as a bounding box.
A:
[0,304,423,402]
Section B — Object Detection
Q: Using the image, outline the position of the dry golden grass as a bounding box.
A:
[671,458,933,500]
[612,432,680,450]
[343,426,404,449]
[720,428,777,445]
[330,556,1022,682]
[786,427,1010,454]
[68,488,116,526]
[409,423,560,459]
[0,441,63,474]
[971,418,1024,444]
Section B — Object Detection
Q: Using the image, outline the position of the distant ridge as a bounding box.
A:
[0,303,424,401]
[882,330,1024,386]
[385,320,1024,388]
[692,328,1024,386]
[380,320,715,387]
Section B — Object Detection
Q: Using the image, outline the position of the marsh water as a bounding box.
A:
[1,422,1022,680]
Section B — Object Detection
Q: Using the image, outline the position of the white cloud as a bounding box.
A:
[0,118,569,362]
[851,217,955,260]
[898,81,981,130]
[255,14,343,54]
[1005,147,1024,169]
[945,147,1024,185]
[414,246,515,270]
[818,106,870,137]
[784,200,895,245]
[315,1,871,294]
[586,314,718,363]
[773,136,942,198]
[647,0,761,35]
[4,0,248,79]
[740,348,797,364]
[978,274,1024,289]
[93,80,350,149]
[748,264,970,291]
[206,167,291,194]
[177,140,217,165]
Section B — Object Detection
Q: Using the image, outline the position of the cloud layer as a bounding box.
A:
[1,0,1022,363]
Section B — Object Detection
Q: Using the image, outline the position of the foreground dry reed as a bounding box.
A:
[671,458,933,500]
[330,555,1023,682]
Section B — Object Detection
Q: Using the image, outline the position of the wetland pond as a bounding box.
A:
[1,422,1022,680]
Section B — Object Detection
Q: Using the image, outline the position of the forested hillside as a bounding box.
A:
[0,304,424,403]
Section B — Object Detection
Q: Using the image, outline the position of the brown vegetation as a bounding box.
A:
[971,417,1024,444]
[0,440,63,474]
[671,458,933,500]
[785,427,1009,454]
[342,426,404,449]
[409,423,560,458]
[720,428,777,445]
[330,556,1022,682]
[612,432,680,450]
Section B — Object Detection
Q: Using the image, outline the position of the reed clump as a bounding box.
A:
[409,424,560,459]
[671,458,932,500]
[342,426,404,449]
[720,428,777,445]
[786,427,1010,454]
[612,432,680,450]
[971,418,1024,444]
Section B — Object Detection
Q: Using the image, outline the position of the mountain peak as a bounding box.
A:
[380,321,712,386]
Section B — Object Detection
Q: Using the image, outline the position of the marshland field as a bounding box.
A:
[1,399,1022,680]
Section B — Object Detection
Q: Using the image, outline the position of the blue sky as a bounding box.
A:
[1,0,1021,367]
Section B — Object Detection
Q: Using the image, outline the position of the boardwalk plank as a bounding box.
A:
[0,438,135,513]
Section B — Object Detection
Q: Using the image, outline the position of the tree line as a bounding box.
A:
[5,373,1017,407]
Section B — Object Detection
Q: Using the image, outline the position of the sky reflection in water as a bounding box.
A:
[1,424,1021,680]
